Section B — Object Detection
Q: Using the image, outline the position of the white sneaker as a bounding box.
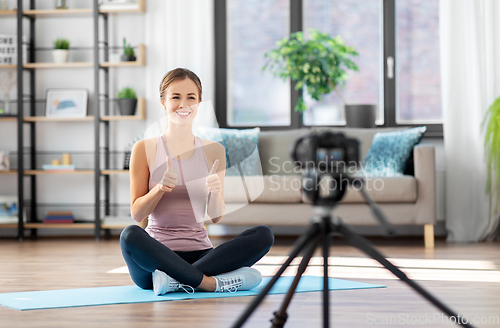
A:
[153,269,196,296]
[214,267,262,293]
[153,269,181,296]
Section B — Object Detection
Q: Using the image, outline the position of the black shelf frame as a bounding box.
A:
[13,0,143,241]
[15,0,102,241]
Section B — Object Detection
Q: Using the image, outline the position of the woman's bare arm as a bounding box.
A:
[205,142,226,223]
[129,140,171,223]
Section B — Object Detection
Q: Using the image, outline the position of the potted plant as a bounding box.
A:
[52,38,70,63]
[483,96,500,209]
[121,38,136,62]
[264,28,376,128]
[117,87,137,115]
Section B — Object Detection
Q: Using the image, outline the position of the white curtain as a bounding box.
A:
[440,0,500,242]
[144,0,215,128]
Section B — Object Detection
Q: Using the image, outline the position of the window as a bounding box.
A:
[215,0,443,134]
[226,0,290,126]
[396,0,442,123]
[303,0,383,125]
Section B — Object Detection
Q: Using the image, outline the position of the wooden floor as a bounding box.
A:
[0,235,499,328]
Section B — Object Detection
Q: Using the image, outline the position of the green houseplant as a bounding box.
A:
[52,38,70,63]
[117,87,137,115]
[264,28,375,127]
[121,38,136,62]
[483,96,500,207]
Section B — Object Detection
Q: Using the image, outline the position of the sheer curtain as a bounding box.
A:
[440,0,500,242]
[144,0,215,128]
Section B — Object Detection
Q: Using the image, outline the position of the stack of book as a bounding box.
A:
[44,211,74,224]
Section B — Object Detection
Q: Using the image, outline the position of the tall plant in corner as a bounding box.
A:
[264,29,365,123]
[483,96,500,209]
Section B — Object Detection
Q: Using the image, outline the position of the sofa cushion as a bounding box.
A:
[215,202,426,226]
[224,175,302,203]
[258,129,310,176]
[362,126,426,176]
[301,175,417,203]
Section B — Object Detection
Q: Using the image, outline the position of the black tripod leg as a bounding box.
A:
[271,235,320,328]
[336,222,475,328]
[231,221,321,328]
[321,215,331,328]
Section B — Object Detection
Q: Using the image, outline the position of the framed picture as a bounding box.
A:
[0,195,22,223]
[45,89,88,118]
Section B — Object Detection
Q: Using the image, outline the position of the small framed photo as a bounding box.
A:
[45,89,88,118]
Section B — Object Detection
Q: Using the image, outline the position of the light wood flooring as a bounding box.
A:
[0,235,499,328]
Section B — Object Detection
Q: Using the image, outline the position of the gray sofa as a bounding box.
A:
[214,127,436,248]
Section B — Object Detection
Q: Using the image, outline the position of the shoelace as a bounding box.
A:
[168,280,195,294]
[179,284,195,294]
[219,277,243,293]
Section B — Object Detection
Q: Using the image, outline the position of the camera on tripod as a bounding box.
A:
[290,131,361,206]
[235,132,471,328]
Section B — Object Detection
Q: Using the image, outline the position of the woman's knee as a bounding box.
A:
[120,224,144,248]
[254,225,275,250]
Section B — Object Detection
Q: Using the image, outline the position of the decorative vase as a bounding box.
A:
[344,104,377,128]
[52,49,69,63]
[117,98,137,115]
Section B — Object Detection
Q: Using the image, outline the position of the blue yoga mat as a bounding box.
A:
[0,276,385,311]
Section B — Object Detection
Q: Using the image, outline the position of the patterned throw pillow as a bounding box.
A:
[196,127,261,176]
[362,126,427,177]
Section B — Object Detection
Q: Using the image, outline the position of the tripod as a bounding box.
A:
[231,179,475,328]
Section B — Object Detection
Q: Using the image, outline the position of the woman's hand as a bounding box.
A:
[159,157,177,192]
[206,159,221,194]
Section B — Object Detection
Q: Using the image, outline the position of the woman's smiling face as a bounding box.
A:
[163,78,200,126]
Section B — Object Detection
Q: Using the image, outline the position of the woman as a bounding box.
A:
[120,68,274,295]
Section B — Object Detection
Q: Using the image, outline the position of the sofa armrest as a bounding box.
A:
[414,144,436,225]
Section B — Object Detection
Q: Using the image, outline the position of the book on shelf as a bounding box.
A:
[44,219,74,224]
[44,211,75,224]
[42,164,76,171]
[47,211,73,216]
[45,215,74,220]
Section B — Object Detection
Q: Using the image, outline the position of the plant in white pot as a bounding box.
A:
[264,28,376,127]
[117,87,137,116]
[52,38,70,63]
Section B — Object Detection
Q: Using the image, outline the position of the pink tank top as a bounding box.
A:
[146,134,213,251]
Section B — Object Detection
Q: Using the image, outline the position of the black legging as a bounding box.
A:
[120,225,274,289]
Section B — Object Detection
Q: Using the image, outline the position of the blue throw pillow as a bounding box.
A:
[362,126,427,177]
[196,127,261,176]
